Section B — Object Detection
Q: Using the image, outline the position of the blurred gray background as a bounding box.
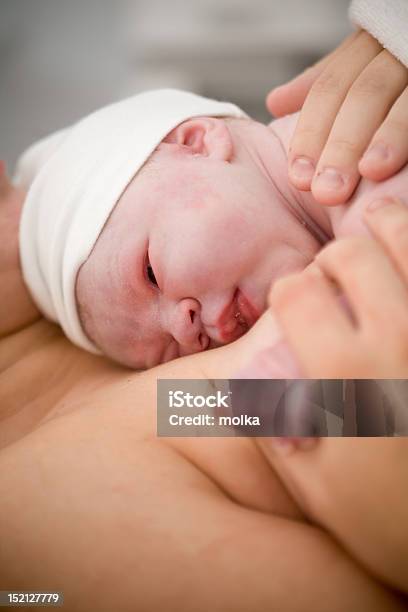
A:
[1,0,351,172]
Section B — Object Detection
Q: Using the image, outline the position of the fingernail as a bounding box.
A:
[269,437,317,456]
[314,167,346,192]
[362,143,390,165]
[269,437,296,456]
[262,340,303,379]
[297,437,318,451]
[366,197,396,212]
[233,341,303,380]
[290,157,315,182]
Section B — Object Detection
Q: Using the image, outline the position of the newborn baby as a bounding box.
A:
[16,89,408,369]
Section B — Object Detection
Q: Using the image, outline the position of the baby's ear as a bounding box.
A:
[163,117,233,161]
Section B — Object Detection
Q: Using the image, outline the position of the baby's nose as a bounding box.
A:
[170,298,209,353]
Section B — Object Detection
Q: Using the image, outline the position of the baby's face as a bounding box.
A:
[76,119,315,368]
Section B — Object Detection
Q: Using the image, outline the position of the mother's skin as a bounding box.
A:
[0,178,403,611]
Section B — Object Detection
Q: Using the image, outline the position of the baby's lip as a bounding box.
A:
[213,289,260,343]
[237,289,261,327]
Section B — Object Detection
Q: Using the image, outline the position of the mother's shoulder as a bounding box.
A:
[0,318,116,448]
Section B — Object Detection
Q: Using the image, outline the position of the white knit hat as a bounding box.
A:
[16,89,248,353]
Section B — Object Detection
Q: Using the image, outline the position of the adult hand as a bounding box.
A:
[267,31,408,205]
[0,162,39,336]
[269,197,408,378]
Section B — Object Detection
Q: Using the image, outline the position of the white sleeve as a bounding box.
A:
[349,0,408,68]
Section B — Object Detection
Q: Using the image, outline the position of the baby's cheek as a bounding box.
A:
[210,205,266,262]
[211,216,247,251]
[76,255,121,336]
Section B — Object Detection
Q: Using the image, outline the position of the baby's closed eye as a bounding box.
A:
[145,253,159,288]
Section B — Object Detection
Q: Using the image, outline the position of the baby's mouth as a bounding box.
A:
[220,307,247,337]
[234,310,247,327]
[236,288,260,327]
[211,289,260,343]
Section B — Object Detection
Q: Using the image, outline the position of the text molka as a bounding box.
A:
[168,391,260,427]
[169,414,261,426]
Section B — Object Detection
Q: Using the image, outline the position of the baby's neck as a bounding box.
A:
[270,114,333,239]
[235,114,335,244]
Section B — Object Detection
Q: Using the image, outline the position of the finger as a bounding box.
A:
[359,85,408,181]
[312,50,408,205]
[288,30,381,191]
[314,236,408,340]
[0,161,13,197]
[266,31,359,117]
[269,267,354,377]
[364,197,408,283]
[266,65,327,118]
